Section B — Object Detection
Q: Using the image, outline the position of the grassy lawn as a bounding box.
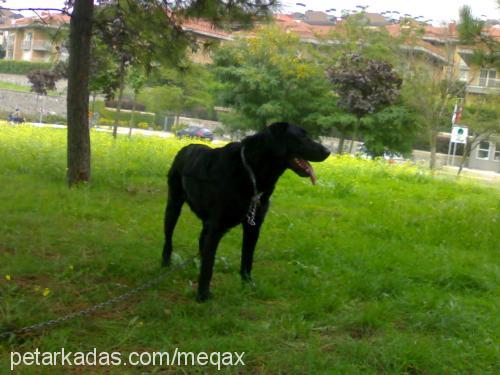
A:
[0,81,32,93]
[0,124,498,374]
[0,81,60,96]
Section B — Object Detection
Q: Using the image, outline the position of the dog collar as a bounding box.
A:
[241,146,262,226]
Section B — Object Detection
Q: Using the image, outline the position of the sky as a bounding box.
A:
[2,0,499,24]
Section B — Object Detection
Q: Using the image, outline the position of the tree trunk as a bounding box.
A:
[67,0,94,187]
[175,111,180,129]
[112,59,126,138]
[348,118,361,154]
[337,134,345,155]
[458,136,479,177]
[457,144,469,177]
[429,128,438,170]
[128,92,137,137]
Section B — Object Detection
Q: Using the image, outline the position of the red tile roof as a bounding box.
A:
[0,12,69,28]
[182,18,232,40]
[2,11,496,52]
[272,14,334,39]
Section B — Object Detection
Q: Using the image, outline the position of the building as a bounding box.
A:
[0,12,70,62]
[468,137,500,172]
[0,9,22,57]
[456,40,498,172]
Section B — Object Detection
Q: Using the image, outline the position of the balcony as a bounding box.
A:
[32,40,53,51]
[21,40,32,50]
[467,78,500,95]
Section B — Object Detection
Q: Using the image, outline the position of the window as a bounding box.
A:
[7,33,15,48]
[22,32,33,50]
[459,69,469,82]
[478,69,498,88]
[495,142,500,162]
[6,34,14,59]
[477,141,490,160]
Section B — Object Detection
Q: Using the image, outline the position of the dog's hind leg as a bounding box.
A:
[162,172,185,267]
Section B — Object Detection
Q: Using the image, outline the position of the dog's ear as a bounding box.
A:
[267,122,289,138]
[264,122,289,157]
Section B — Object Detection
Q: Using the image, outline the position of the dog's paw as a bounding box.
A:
[241,278,257,290]
[161,258,171,268]
[241,272,254,283]
[196,291,212,303]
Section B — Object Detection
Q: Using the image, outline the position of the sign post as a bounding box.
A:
[447,99,467,167]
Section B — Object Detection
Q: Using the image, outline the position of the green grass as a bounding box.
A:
[0,124,499,374]
[0,81,60,96]
[0,81,32,93]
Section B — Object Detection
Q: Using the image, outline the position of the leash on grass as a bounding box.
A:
[0,255,197,341]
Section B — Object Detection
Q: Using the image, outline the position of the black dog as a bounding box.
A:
[162,122,330,301]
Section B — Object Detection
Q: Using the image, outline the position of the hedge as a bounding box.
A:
[0,60,52,75]
[92,101,156,128]
[105,99,146,112]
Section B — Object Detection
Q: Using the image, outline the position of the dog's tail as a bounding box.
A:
[162,152,187,266]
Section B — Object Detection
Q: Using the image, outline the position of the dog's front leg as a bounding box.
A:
[240,223,260,282]
[197,224,223,302]
[240,201,268,282]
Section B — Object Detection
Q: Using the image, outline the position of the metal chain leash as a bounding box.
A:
[240,146,262,226]
[0,255,197,341]
[246,193,262,226]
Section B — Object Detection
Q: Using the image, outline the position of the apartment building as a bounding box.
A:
[0,13,70,62]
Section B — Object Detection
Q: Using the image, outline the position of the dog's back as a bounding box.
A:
[167,143,243,222]
[168,144,212,179]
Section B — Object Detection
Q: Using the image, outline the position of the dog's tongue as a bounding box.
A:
[297,159,316,185]
[308,164,317,185]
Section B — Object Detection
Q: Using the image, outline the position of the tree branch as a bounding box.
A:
[0,7,71,16]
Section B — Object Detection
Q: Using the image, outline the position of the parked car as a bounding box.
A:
[176,126,214,141]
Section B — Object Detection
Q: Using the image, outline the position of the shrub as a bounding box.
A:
[137,122,149,129]
[104,99,146,112]
[0,60,52,75]
[92,101,155,127]
[43,114,67,125]
[98,117,114,126]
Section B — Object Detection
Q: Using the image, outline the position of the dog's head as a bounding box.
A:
[265,122,330,184]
